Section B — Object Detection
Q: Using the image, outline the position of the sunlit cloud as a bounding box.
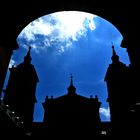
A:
[99,107,110,119]
[8,58,16,68]
[51,11,96,41]
[17,11,96,54]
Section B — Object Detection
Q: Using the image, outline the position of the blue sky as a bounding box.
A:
[4,11,130,122]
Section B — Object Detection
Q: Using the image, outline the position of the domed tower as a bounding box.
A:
[3,47,39,131]
[67,74,76,95]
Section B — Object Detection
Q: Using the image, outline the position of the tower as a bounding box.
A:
[3,47,39,131]
[104,45,130,136]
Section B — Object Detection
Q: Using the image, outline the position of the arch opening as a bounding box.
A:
[3,11,130,122]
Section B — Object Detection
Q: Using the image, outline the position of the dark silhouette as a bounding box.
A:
[0,102,27,138]
[42,75,101,138]
[0,47,16,97]
[0,1,140,139]
[105,45,140,138]
[3,47,39,132]
[0,44,140,139]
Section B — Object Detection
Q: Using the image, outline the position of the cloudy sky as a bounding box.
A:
[5,11,130,122]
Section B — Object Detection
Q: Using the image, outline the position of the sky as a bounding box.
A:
[3,11,130,122]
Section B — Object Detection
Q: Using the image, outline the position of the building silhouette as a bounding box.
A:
[0,0,140,139]
[1,45,140,139]
[105,45,140,138]
[3,47,39,132]
[0,47,107,139]
[42,75,101,138]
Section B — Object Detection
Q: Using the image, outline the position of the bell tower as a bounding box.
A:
[3,47,39,131]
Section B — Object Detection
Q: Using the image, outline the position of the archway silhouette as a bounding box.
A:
[2,11,130,123]
[0,1,133,100]
[0,1,139,138]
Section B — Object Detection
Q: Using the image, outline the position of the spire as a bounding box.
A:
[70,74,73,86]
[111,44,119,63]
[67,74,76,95]
[24,46,32,64]
[112,45,116,56]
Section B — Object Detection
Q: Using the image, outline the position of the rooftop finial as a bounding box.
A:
[70,73,73,86]
[111,43,119,62]
[24,46,32,64]
[67,73,76,94]
[112,44,116,56]
[27,46,31,56]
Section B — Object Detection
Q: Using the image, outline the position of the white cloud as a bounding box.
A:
[19,18,54,41]
[99,107,110,119]
[17,11,97,54]
[51,11,96,41]
[58,46,65,54]
[8,58,16,68]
